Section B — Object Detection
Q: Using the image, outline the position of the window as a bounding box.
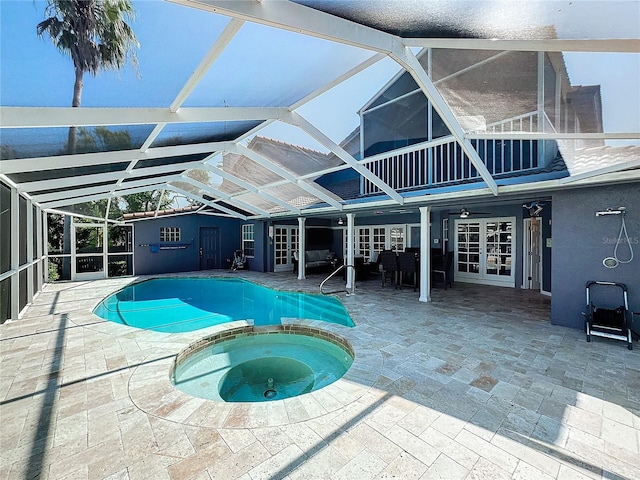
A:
[160,227,180,242]
[242,224,255,257]
[390,226,405,251]
[372,227,386,253]
[442,218,449,253]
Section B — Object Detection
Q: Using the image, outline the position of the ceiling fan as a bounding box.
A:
[523,201,545,216]
[458,207,490,218]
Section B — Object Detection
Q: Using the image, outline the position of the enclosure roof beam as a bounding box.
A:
[0,106,287,129]
[168,185,247,220]
[15,165,192,193]
[174,0,398,54]
[404,37,640,53]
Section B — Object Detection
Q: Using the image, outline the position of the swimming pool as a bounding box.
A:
[93,277,354,332]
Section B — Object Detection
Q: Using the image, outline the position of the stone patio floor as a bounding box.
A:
[1,271,639,480]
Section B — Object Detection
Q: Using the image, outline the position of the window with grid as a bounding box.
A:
[242,224,255,257]
[390,226,405,251]
[357,228,371,260]
[160,227,180,242]
[372,227,386,253]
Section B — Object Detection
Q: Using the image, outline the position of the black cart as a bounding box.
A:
[583,281,633,350]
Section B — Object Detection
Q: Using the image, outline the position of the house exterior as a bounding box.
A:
[88,49,638,333]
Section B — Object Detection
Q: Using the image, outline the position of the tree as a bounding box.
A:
[37,0,139,153]
[120,191,174,214]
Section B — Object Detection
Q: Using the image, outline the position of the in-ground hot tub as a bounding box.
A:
[171,326,354,402]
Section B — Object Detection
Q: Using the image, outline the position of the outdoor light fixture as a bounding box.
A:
[337,218,344,225]
[459,208,470,218]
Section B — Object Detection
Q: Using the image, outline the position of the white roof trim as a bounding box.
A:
[0,106,288,128]
[404,38,640,53]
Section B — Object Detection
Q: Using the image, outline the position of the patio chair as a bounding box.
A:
[398,251,418,291]
[379,250,398,288]
[231,250,247,271]
[432,251,453,289]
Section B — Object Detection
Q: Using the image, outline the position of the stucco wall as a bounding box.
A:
[551,182,640,331]
[134,215,242,275]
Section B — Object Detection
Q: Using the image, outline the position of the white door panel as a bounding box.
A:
[455,217,515,287]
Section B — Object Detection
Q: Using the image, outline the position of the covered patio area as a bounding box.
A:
[1,272,638,479]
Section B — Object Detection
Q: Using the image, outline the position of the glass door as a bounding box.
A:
[455,218,515,287]
[456,221,481,278]
[274,226,298,272]
[73,223,105,280]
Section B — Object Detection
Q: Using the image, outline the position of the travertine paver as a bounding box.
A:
[1,271,639,480]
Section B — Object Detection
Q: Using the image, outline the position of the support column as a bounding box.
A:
[37,207,44,292]
[44,212,49,284]
[297,217,306,280]
[26,198,33,304]
[10,187,19,320]
[419,206,432,302]
[103,220,109,279]
[345,213,355,292]
[537,51,546,164]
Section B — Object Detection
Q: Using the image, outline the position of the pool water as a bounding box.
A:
[172,333,353,402]
[93,277,354,332]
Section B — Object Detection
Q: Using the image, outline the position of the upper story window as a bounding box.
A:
[242,224,255,257]
[160,227,180,243]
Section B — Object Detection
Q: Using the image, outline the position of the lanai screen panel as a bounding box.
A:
[183,21,377,109]
[261,183,325,209]
[168,179,212,200]
[248,136,343,178]
[430,47,639,174]
[219,152,287,187]
[431,49,540,133]
[233,192,288,215]
[1,1,231,108]
[52,202,110,219]
[149,121,263,148]
[0,125,156,160]
[294,1,639,40]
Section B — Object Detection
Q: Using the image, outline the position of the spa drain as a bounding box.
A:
[264,378,277,399]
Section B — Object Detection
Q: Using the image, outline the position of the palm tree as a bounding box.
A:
[38,0,138,280]
[37,0,139,154]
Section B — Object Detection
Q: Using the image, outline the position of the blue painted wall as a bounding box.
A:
[551,182,640,331]
[134,215,242,275]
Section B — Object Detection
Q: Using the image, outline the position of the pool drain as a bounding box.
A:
[264,377,277,398]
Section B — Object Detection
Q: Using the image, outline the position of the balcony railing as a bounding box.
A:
[361,112,546,195]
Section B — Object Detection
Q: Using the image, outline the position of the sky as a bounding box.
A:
[1,0,638,157]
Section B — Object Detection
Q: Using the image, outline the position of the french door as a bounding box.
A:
[455,217,515,287]
[348,226,402,261]
[274,226,298,272]
[523,217,542,290]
